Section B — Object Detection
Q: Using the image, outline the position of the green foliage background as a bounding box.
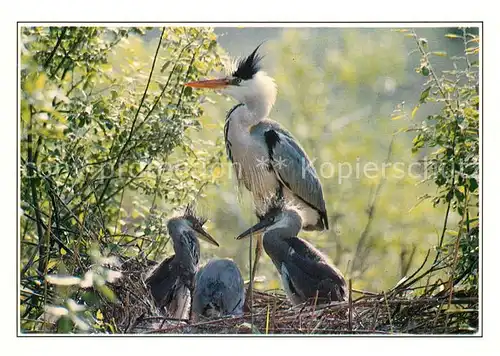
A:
[19,26,479,333]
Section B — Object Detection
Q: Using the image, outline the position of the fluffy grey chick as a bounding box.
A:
[192,258,245,319]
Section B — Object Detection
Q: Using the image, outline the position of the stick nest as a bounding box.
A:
[100,257,478,335]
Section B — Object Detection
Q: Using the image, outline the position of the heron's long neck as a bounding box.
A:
[242,95,273,122]
[228,72,277,126]
[173,233,200,268]
[263,223,300,258]
[229,101,268,129]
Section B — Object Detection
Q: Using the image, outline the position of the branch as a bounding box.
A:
[25,106,46,275]
[43,27,67,69]
[97,27,166,206]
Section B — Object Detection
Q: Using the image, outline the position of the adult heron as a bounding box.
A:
[145,206,219,319]
[192,258,245,320]
[236,204,347,306]
[185,45,328,231]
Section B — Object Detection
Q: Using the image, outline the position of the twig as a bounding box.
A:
[371,303,380,331]
[383,291,394,333]
[43,27,67,69]
[25,105,45,276]
[444,219,464,330]
[348,279,353,332]
[97,27,166,206]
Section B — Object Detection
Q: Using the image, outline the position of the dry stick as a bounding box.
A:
[371,303,380,331]
[271,293,278,333]
[432,298,446,328]
[248,232,254,332]
[444,220,464,330]
[383,291,394,333]
[390,249,432,294]
[352,288,379,296]
[265,303,270,334]
[41,209,52,332]
[348,279,353,332]
[309,291,320,333]
[310,317,324,334]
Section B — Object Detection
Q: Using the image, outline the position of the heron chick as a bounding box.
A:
[236,204,347,306]
[145,207,219,319]
[192,258,245,320]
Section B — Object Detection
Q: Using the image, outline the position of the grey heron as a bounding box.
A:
[192,258,245,320]
[145,206,219,319]
[236,204,347,306]
[185,45,328,231]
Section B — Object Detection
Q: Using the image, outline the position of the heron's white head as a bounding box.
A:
[186,44,277,119]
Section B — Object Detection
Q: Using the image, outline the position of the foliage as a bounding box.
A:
[20,26,224,333]
[400,28,479,295]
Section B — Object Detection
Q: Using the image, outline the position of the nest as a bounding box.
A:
[100,257,479,335]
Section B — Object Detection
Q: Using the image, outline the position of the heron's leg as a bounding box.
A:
[244,234,263,311]
[250,235,263,286]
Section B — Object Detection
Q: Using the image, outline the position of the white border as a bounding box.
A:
[2,0,497,354]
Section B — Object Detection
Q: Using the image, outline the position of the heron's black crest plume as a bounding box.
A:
[233,44,264,80]
[182,183,209,226]
[184,204,208,227]
[260,198,287,220]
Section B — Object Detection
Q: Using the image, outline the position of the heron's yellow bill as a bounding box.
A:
[184,78,229,89]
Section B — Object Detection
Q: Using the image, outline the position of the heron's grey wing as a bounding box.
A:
[145,255,178,307]
[252,120,328,228]
[283,237,347,302]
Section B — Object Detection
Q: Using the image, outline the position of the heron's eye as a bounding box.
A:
[232,77,242,85]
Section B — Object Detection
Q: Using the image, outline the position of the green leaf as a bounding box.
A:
[468,178,479,192]
[431,51,447,57]
[391,114,405,121]
[57,316,74,333]
[445,34,460,39]
[419,86,431,104]
[411,105,419,119]
[97,284,117,302]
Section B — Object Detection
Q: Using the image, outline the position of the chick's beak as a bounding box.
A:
[235,219,272,240]
[195,227,220,247]
[184,78,230,89]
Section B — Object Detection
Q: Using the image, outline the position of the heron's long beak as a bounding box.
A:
[184,78,230,89]
[195,227,220,247]
[236,219,273,240]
